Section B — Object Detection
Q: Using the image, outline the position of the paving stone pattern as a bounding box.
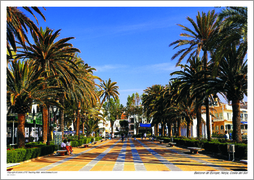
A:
[11,138,247,172]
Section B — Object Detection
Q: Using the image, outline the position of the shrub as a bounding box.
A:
[6,144,56,163]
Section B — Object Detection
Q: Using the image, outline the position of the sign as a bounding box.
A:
[54,132,62,145]
[140,123,151,128]
[31,127,38,138]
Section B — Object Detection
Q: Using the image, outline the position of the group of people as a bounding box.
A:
[61,139,73,155]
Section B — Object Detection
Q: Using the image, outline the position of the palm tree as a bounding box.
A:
[212,7,247,75]
[16,27,80,143]
[169,10,220,141]
[7,60,62,147]
[70,58,100,139]
[142,85,165,136]
[7,7,46,62]
[218,7,247,43]
[209,43,247,142]
[99,78,119,109]
[170,57,205,138]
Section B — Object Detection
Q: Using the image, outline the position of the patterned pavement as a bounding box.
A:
[10,138,248,172]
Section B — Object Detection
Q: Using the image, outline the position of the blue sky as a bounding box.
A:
[21,6,215,106]
[4,1,251,106]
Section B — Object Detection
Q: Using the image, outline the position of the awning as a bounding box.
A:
[241,121,248,124]
[140,123,151,128]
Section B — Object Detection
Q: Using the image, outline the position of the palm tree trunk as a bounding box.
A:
[205,98,211,140]
[186,116,191,138]
[76,112,80,140]
[111,119,114,137]
[203,50,211,140]
[59,98,64,139]
[162,121,165,136]
[82,121,85,135]
[42,106,48,144]
[168,122,172,138]
[17,113,26,148]
[154,123,157,136]
[178,118,181,137]
[232,99,242,142]
[173,122,177,137]
[197,105,202,138]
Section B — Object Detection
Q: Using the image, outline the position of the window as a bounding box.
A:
[130,125,134,130]
[220,125,224,130]
[244,114,248,121]
[227,113,232,121]
[130,118,134,123]
[219,113,223,119]
[215,126,219,130]
[226,125,231,130]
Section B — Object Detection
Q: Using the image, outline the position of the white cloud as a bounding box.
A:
[144,62,179,71]
[94,64,128,72]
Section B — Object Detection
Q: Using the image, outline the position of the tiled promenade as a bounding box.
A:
[10,138,247,172]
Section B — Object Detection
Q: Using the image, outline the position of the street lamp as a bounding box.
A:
[47,104,51,145]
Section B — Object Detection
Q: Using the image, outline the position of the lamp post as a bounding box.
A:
[32,108,36,142]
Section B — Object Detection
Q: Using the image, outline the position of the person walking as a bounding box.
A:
[121,133,124,142]
[224,131,229,140]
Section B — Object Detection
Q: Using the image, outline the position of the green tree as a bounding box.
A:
[169,10,220,141]
[99,78,119,109]
[7,7,46,61]
[209,43,247,142]
[16,27,80,143]
[7,60,62,147]
[103,98,123,135]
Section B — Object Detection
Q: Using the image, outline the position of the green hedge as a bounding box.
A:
[7,144,56,163]
[69,137,102,147]
[162,136,247,159]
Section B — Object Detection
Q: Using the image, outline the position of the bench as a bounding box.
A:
[168,142,176,147]
[57,150,67,156]
[79,144,89,148]
[159,140,164,144]
[7,163,20,171]
[187,147,201,154]
[240,160,248,164]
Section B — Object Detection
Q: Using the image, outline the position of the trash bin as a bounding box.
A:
[227,144,235,161]
[227,144,235,153]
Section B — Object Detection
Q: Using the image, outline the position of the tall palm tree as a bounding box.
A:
[142,85,165,136]
[7,60,62,147]
[170,57,204,138]
[169,10,220,141]
[209,43,247,142]
[213,7,247,75]
[218,7,247,43]
[69,58,100,139]
[7,7,46,61]
[16,27,80,143]
[99,78,119,109]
